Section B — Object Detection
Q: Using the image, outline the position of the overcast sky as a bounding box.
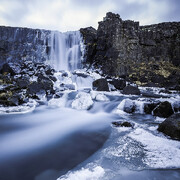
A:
[0,0,179,32]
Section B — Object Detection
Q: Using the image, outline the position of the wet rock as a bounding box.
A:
[153,101,174,118]
[80,27,97,64]
[173,101,180,113]
[45,65,55,75]
[73,72,88,78]
[16,76,30,89]
[123,99,136,113]
[49,75,57,82]
[61,72,69,77]
[122,85,140,95]
[60,84,75,90]
[158,113,180,140]
[0,91,25,106]
[37,74,54,91]
[112,121,133,127]
[117,98,136,113]
[144,102,160,114]
[27,81,43,96]
[92,78,109,91]
[0,63,21,75]
[141,92,167,98]
[109,78,126,90]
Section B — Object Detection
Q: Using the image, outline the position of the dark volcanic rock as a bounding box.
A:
[27,82,44,95]
[92,78,109,91]
[0,91,25,106]
[109,78,126,90]
[112,121,133,128]
[144,102,160,114]
[81,12,180,88]
[0,63,21,75]
[122,85,140,95]
[80,27,97,65]
[153,101,174,118]
[158,113,180,140]
[16,77,30,89]
[0,26,51,67]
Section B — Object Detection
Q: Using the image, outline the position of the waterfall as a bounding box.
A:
[49,31,83,71]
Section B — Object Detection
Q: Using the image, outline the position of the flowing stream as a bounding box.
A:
[0,30,180,180]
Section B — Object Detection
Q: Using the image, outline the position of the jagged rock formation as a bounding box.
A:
[0,26,51,67]
[80,12,180,88]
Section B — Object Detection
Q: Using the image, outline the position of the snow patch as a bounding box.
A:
[48,94,67,108]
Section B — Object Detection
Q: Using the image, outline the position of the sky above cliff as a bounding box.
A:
[0,0,179,32]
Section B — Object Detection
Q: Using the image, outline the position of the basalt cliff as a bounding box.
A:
[80,12,180,88]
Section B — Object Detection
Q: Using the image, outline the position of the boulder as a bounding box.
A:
[153,101,174,118]
[109,78,126,90]
[92,78,109,91]
[144,102,160,114]
[158,113,180,140]
[122,85,140,95]
[117,98,136,113]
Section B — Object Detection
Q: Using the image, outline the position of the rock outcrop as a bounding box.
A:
[81,12,180,88]
[0,26,51,67]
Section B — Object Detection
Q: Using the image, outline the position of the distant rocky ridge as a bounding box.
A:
[80,12,180,89]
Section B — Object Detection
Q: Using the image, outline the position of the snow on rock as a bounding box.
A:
[95,93,109,102]
[115,98,147,114]
[48,94,67,108]
[116,99,135,113]
[0,100,37,114]
[90,91,109,102]
[72,92,93,110]
[128,128,180,168]
[58,166,105,180]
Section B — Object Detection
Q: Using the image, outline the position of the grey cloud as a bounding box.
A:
[0,0,179,31]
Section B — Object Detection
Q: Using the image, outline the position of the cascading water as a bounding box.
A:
[49,31,83,71]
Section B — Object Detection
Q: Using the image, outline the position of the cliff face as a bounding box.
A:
[0,26,51,67]
[81,12,180,77]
